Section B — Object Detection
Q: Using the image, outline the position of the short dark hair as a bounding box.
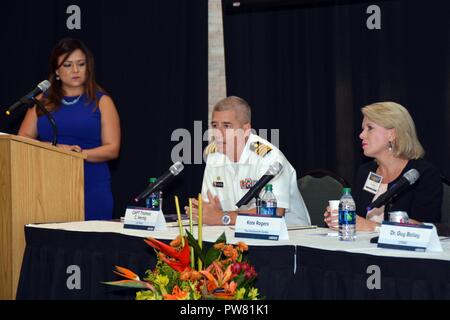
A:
[213,96,251,124]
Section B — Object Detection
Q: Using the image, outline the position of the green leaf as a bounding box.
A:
[204,232,227,267]
[233,273,247,287]
[215,232,227,245]
[204,248,222,268]
[102,280,153,290]
[186,230,206,264]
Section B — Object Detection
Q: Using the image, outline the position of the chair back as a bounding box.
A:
[441,175,450,224]
[297,169,349,227]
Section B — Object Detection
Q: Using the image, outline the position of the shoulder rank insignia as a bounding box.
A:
[250,141,273,157]
[204,142,218,155]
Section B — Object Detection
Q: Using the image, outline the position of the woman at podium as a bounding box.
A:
[18,38,121,220]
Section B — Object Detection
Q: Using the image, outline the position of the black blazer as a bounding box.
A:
[353,159,443,223]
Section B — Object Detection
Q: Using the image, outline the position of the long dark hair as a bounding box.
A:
[39,38,105,114]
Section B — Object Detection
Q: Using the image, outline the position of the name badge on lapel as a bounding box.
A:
[363,172,383,194]
[213,177,224,188]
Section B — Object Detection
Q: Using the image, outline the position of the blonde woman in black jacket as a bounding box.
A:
[324,102,442,231]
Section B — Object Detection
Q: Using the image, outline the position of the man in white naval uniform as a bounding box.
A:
[186,96,310,226]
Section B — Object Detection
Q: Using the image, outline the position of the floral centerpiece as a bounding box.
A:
[104,195,260,300]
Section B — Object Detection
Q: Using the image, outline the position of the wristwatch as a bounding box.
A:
[221,211,231,225]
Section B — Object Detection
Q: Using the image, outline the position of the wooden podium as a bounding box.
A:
[0,134,86,299]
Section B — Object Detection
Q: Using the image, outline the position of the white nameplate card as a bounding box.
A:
[234,214,289,241]
[378,221,442,252]
[123,206,167,231]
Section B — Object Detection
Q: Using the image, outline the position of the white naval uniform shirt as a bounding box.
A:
[201,133,311,226]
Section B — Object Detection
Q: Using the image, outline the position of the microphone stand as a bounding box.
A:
[371,199,394,244]
[32,97,58,146]
[255,195,261,215]
[384,200,394,222]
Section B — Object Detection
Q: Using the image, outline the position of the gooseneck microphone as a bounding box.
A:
[134,161,184,202]
[368,168,420,210]
[235,161,283,208]
[5,80,51,115]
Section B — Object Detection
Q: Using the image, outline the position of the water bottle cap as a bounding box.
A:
[149,177,157,183]
[343,187,351,194]
[265,184,273,191]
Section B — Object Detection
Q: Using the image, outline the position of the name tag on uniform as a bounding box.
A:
[213,181,224,188]
[234,214,289,241]
[377,222,442,252]
[123,206,167,231]
[363,172,383,194]
[213,176,224,188]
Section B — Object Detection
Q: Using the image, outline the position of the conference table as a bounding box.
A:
[16,220,450,300]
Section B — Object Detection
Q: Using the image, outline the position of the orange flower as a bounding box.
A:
[200,261,234,293]
[222,245,231,255]
[106,266,155,291]
[179,269,191,281]
[214,242,225,250]
[190,270,202,281]
[158,252,167,260]
[113,266,140,281]
[226,281,237,294]
[223,245,239,261]
[213,281,237,299]
[170,236,182,248]
[163,285,189,300]
[236,242,248,252]
[144,237,191,272]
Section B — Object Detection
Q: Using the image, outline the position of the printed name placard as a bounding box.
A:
[123,206,167,231]
[234,214,289,241]
[377,221,442,252]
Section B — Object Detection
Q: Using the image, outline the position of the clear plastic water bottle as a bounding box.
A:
[338,187,356,241]
[145,177,162,211]
[260,184,277,216]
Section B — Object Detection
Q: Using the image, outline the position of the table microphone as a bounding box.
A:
[134,161,184,202]
[235,161,283,208]
[367,168,420,210]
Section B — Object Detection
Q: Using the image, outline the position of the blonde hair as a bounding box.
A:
[213,96,251,125]
[361,102,425,160]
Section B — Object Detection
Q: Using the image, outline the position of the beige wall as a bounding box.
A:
[208,0,227,127]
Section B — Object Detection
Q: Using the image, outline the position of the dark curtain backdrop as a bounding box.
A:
[223,0,450,186]
[0,0,208,218]
[1,0,448,220]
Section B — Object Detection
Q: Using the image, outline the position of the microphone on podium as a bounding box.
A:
[5,80,51,115]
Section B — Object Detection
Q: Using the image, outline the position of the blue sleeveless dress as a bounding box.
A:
[37,93,113,220]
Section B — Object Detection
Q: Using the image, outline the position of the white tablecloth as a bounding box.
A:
[27,220,450,261]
